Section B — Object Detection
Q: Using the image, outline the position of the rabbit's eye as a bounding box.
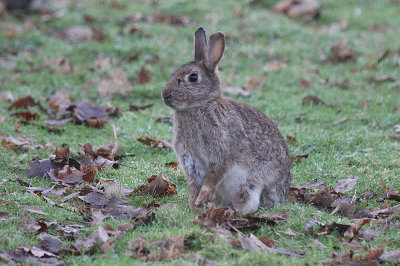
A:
[188,73,198,82]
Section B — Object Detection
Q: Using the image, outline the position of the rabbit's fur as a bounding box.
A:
[162,28,291,213]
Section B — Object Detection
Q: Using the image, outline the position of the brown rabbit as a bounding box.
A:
[162,27,291,213]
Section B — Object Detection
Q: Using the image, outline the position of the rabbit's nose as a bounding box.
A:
[162,90,172,100]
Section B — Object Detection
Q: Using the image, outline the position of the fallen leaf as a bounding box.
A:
[12,111,39,121]
[335,177,358,193]
[139,66,151,84]
[67,102,109,128]
[165,162,179,170]
[156,116,173,125]
[43,57,73,74]
[325,77,349,89]
[264,58,287,72]
[242,76,260,91]
[63,25,93,42]
[92,70,131,97]
[354,245,383,261]
[146,13,190,26]
[332,117,347,126]
[272,0,320,19]
[100,179,134,198]
[286,135,297,144]
[48,166,83,185]
[302,95,326,106]
[134,173,177,197]
[324,20,348,34]
[324,39,356,63]
[300,79,311,88]
[24,206,48,216]
[193,204,286,232]
[129,103,154,111]
[368,75,396,83]
[138,136,173,150]
[26,158,64,178]
[290,154,309,163]
[8,96,36,110]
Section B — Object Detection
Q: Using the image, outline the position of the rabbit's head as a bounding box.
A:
[162,27,225,110]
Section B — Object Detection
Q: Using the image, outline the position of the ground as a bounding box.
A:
[0,0,399,265]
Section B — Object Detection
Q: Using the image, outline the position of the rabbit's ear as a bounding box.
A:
[194,27,207,61]
[207,32,225,72]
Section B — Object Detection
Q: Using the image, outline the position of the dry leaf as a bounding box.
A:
[335,177,358,193]
[324,39,356,63]
[24,206,48,216]
[63,25,93,42]
[273,0,320,18]
[368,75,396,83]
[43,57,73,74]
[264,58,287,72]
[139,66,151,84]
[300,79,311,88]
[95,70,131,97]
[129,103,154,111]
[302,95,326,106]
[134,173,177,197]
[8,96,36,110]
[242,76,260,91]
[1,136,34,149]
[138,136,173,150]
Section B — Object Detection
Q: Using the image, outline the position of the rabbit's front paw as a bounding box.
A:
[195,185,215,207]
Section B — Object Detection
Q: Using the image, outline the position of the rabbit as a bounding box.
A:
[161,27,291,214]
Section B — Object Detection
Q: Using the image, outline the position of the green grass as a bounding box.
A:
[1,0,400,265]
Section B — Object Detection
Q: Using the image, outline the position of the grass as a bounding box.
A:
[1,0,400,265]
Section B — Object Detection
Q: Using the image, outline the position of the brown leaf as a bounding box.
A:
[222,86,251,97]
[24,206,48,216]
[48,166,83,185]
[165,162,179,170]
[286,135,297,144]
[93,70,131,97]
[302,95,326,105]
[134,173,177,197]
[67,102,109,128]
[335,177,358,193]
[26,158,64,179]
[139,66,151,84]
[193,204,285,231]
[300,79,311,88]
[100,179,134,198]
[324,20,348,34]
[290,154,309,163]
[137,136,173,150]
[344,218,371,240]
[8,96,36,110]
[264,58,288,72]
[272,0,320,19]
[242,76,260,91]
[368,75,396,83]
[12,111,39,121]
[258,236,274,247]
[62,25,93,42]
[146,13,190,26]
[156,116,173,125]
[129,103,154,111]
[43,57,73,74]
[324,39,356,63]
[1,136,33,148]
[355,245,384,261]
[325,77,349,89]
